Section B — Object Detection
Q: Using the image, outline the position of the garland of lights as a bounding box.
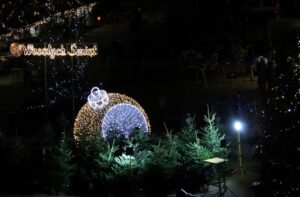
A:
[74,88,151,140]
[256,37,300,196]
[0,2,97,40]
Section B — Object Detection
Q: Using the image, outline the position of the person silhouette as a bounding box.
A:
[256,56,267,91]
[182,113,193,127]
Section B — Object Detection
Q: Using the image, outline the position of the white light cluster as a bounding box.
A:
[87,87,109,110]
[101,103,148,138]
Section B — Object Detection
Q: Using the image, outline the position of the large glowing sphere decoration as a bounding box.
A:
[74,88,150,140]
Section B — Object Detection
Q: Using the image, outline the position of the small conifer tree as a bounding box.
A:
[202,113,226,157]
[48,136,75,193]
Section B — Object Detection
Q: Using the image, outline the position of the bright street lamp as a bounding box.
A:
[234,121,242,132]
[233,120,245,176]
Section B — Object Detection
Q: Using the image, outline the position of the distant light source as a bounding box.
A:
[233,121,243,132]
[97,16,101,21]
[204,157,226,164]
[10,42,23,57]
[258,56,268,64]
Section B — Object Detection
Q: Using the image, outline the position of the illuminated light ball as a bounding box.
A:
[74,92,151,141]
[96,16,101,21]
[10,42,24,57]
[102,103,148,138]
[233,121,243,132]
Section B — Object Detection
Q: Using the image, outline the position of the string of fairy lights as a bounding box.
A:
[0,1,97,41]
[0,1,101,107]
[268,65,300,114]
[256,38,300,196]
[14,1,99,106]
[24,51,91,106]
[102,103,148,138]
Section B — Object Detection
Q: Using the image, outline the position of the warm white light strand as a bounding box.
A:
[0,2,97,40]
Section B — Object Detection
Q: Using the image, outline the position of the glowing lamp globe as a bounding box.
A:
[233,121,243,132]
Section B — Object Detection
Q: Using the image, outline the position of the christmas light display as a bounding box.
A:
[102,103,148,138]
[0,2,97,40]
[74,90,150,140]
[87,87,109,110]
[11,43,98,59]
[15,0,98,106]
[257,40,300,196]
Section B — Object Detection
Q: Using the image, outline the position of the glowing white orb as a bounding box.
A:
[233,121,243,132]
[87,87,109,110]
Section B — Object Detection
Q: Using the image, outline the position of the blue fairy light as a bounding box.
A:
[102,103,149,138]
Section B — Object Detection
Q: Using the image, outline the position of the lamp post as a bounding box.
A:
[233,120,245,177]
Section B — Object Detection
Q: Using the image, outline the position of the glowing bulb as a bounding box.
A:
[233,121,243,132]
